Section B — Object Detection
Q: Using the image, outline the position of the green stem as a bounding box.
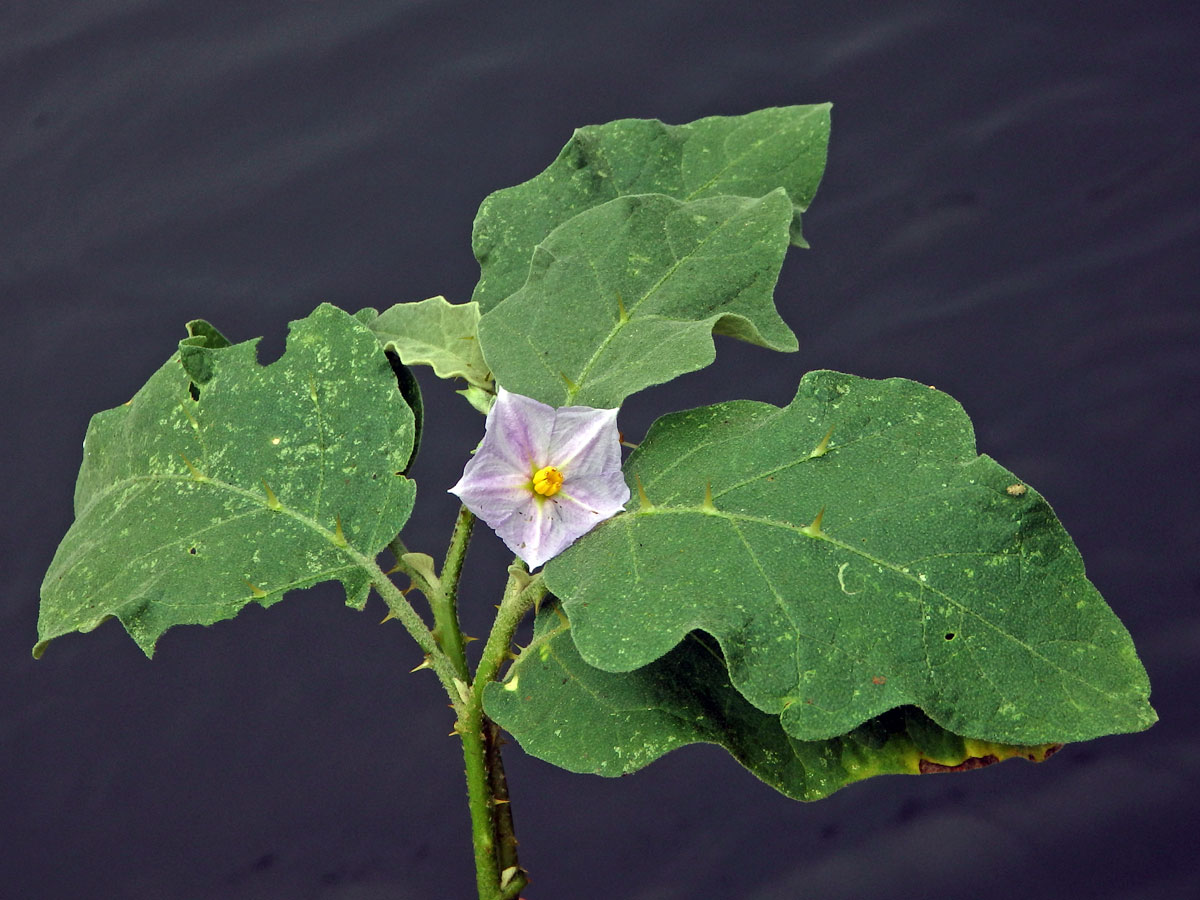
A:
[385,514,544,899]
[430,506,475,679]
[357,554,463,708]
[485,719,525,898]
[473,566,546,690]
[459,563,546,900]
[460,702,502,900]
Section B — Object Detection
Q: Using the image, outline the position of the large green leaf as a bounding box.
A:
[477,190,796,408]
[484,605,1061,801]
[471,104,831,311]
[36,304,417,657]
[543,371,1155,745]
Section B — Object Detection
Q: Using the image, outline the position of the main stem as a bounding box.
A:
[459,563,542,900]
[411,507,541,899]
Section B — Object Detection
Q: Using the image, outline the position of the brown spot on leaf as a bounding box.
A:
[871,676,887,685]
[919,755,1000,774]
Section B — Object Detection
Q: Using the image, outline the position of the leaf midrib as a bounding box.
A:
[564,195,770,403]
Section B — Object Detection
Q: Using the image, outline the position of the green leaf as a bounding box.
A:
[544,371,1156,745]
[477,190,797,408]
[484,605,1062,801]
[368,296,493,390]
[36,304,417,658]
[472,104,832,311]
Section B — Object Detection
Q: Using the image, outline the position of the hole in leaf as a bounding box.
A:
[188,546,198,555]
[254,331,287,366]
[944,632,955,641]
[188,382,200,401]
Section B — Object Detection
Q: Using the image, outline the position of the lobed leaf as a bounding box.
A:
[471,104,832,311]
[37,304,417,657]
[368,296,493,390]
[543,371,1156,745]
[484,605,1061,801]
[477,190,796,408]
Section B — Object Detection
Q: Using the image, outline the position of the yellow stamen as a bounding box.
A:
[532,465,564,497]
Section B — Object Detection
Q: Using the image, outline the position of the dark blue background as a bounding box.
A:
[3,2,1196,897]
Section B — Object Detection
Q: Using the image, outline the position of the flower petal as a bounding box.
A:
[548,404,621,475]
[501,495,600,569]
[485,387,557,472]
[558,471,631,519]
[449,467,531,524]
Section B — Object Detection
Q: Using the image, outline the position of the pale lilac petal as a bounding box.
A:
[548,405,622,475]
[559,471,631,518]
[504,495,594,569]
[485,388,556,471]
[449,470,530,524]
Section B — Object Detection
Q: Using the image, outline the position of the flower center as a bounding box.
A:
[531,465,564,497]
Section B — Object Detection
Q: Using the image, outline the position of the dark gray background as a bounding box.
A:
[3,2,1196,898]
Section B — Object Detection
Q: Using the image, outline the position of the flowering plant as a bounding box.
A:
[34,106,1154,899]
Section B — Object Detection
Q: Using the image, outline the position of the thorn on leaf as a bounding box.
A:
[635,474,654,511]
[179,453,207,481]
[810,424,836,458]
[801,507,826,538]
[261,479,282,510]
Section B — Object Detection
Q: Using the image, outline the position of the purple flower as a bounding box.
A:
[449,388,631,569]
